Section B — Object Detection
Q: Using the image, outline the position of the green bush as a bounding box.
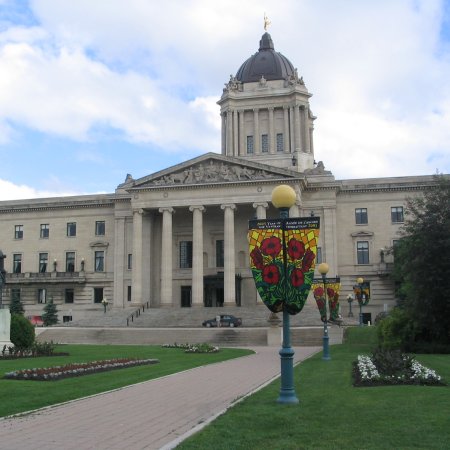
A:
[10,314,35,350]
[376,307,417,351]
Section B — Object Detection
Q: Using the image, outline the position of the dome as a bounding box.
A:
[235,33,295,83]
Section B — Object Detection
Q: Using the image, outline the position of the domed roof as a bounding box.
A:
[235,33,295,83]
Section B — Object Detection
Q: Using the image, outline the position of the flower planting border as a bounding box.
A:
[4,358,159,381]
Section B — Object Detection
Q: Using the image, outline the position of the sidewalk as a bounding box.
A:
[0,346,320,450]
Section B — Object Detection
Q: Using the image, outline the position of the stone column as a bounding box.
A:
[239,109,245,156]
[226,109,233,156]
[253,202,268,219]
[221,204,236,306]
[190,205,205,307]
[294,105,301,152]
[304,106,311,153]
[113,216,126,307]
[289,106,295,154]
[233,110,239,157]
[283,107,290,152]
[269,107,275,154]
[131,209,144,306]
[221,112,226,154]
[253,108,260,154]
[159,207,175,307]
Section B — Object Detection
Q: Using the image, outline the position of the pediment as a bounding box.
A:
[121,153,301,190]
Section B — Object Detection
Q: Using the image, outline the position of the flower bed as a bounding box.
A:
[162,343,219,353]
[4,358,159,381]
[353,353,445,387]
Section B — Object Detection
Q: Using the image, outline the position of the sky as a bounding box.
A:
[0,0,449,200]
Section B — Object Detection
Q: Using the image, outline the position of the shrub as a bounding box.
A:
[376,307,417,351]
[10,314,35,350]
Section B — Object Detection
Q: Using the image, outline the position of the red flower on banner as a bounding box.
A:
[290,268,304,287]
[287,238,305,260]
[327,288,335,299]
[250,247,264,269]
[316,298,325,309]
[260,237,282,256]
[314,287,324,297]
[262,264,280,284]
[302,249,315,271]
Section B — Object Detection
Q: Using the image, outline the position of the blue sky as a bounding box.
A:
[0,0,449,200]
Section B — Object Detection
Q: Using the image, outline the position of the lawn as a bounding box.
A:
[178,327,450,450]
[0,344,252,417]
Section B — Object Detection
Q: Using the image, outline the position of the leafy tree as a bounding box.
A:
[9,289,24,315]
[391,175,450,348]
[10,314,35,349]
[42,296,59,326]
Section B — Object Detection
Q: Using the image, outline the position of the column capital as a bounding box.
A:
[221,203,236,211]
[253,108,259,113]
[158,207,175,214]
[253,202,269,209]
[133,208,145,215]
[189,205,205,213]
[268,106,274,112]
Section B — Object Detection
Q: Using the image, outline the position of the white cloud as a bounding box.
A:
[0,178,80,200]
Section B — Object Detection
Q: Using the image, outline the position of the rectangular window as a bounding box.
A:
[391,206,404,223]
[276,133,284,152]
[355,208,368,225]
[38,288,47,304]
[357,241,370,264]
[316,247,322,265]
[127,254,132,270]
[13,254,22,274]
[95,221,105,236]
[95,251,105,272]
[65,288,74,304]
[11,288,21,303]
[14,225,23,239]
[39,253,48,273]
[127,286,132,302]
[261,134,269,153]
[93,287,103,303]
[179,241,193,269]
[66,252,75,272]
[40,224,49,239]
[67,222,77,237]
[216,239,224,268]
[246,136,254,154]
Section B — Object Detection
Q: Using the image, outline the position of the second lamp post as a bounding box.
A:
[318,262,331,360]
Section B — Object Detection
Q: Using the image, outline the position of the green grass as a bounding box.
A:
[0,344,252,417]
[179,327,450,450]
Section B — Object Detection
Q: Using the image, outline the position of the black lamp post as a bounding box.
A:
[0,250,6,309]
[101,297,108,314]
[271,184,299,404]
[357,277,364,326]
[347,294,354,317]
[318,262,331,360]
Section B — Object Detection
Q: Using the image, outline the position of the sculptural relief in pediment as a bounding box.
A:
[151,161,284,186]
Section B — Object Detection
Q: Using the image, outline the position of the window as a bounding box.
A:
[38,288,47,304]
[127,254,132,270]
[95,251,105,272]
[316,247,322,265]
[391,207,404,223]
[40,224,49,238]
[65,288,74,303]
[276,133,284,152]
[216,239,224,267]
[355,208,368,225]
[357,241,370,264]
[66,252,75,272]
[11,288,21,304]
[67,222,77,237]
[261,134,269,153]
[180,241,193,269]
[39,253,48,273]
[95,221,105,236]
[246,136,254,154]
[127,286,132,302]
[13,254,22,273]
[14,225,23,239]
[93,287,103,303]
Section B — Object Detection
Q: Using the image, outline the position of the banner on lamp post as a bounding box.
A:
[248,217,320,315]
[312,278,341,323]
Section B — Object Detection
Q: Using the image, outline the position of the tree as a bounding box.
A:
[391,175,450,348]
[42,296,59,326]
[9,289,24,315]
[10,314,35,349]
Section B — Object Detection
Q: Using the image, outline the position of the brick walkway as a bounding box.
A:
[0,346,320,450]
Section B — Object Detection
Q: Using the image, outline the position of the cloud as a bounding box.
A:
[0,178,80,200]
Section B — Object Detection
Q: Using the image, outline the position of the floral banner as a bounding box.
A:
[312,278,341,323]
[353,282,370,306]
[248,217,320,315]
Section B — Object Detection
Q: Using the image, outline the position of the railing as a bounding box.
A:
[126,301,150,326]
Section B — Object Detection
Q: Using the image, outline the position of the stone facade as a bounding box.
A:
[0,33,442,324]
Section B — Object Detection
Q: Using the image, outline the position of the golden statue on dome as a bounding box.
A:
[264,13,271,31]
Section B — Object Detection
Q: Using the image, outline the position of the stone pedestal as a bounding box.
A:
[0,309,12,348]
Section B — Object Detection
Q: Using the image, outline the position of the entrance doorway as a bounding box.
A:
[203,273,241,307]
[180,286,192,307]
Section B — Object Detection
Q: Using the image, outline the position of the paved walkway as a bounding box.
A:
[0,346,320,450]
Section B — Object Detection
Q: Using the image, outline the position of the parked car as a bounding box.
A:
[202,315,242,328]
[28,315,44,326]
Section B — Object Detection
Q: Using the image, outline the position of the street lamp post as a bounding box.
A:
[101,297,109,314]
[347,294,354,317]
[318,262,331,361]
[357,277,364,326]
[271,184,299,404]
